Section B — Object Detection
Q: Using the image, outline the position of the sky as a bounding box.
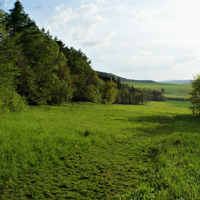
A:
[2,0,200,81]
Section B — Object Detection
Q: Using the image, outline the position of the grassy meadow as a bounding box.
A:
[0,101,200,199]
[124,82,192,99]
[1,101,200,199]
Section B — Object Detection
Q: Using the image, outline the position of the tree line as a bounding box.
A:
[0,1,165,112]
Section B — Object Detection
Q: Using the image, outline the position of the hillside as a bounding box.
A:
[97,71,156,83]
[159,80,191,85]
[124,82,192,99]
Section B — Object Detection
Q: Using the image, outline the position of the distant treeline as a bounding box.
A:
[166,98,185,101]
[160,80,191,85]
[97,71,156,83]
[0,1,165,112]
[98,73,166,104]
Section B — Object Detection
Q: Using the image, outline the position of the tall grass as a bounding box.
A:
[0,101,199,199]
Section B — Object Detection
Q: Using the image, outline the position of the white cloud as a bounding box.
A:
[37,0,200,80]
[129,51,175,71]
[48,3,107,41]
[55,4,64,12]
[48,7,73,30]
[69,15,107,42]
[96,0,108,5]
[132,9,163,22]
[78,4,98,17]
[82,31,116,47]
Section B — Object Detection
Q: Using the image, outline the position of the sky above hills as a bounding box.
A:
[2,0,200,81]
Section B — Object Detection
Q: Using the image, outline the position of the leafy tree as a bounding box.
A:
[50,63,73,105]
[188,74,200,114]
[5,1,73,105]
[152,90,163,101]
[62,46,102,103]
[161,88,165,94]
[102,81,118,104]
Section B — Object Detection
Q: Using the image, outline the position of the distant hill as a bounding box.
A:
[96,71,156,83]
[159,80,191,85]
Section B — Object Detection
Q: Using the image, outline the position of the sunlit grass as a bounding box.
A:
[124,82,192,99]
[0,101,199,199]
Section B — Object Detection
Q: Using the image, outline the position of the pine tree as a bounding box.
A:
[6,0,36,36]
[0,9,27,112]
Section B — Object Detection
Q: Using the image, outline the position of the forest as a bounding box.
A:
[0,1,165,113]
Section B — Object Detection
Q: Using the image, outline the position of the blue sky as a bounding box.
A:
[2,0,200,81]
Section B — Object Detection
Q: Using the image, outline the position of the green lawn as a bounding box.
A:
[1,101,200,199]
[124,82,192,99]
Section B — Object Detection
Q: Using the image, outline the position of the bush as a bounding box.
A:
[0,87,28,113]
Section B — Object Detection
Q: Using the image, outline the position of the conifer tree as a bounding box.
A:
[0,9,27,112]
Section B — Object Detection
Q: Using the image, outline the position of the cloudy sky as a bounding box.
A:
[2,0,200,81]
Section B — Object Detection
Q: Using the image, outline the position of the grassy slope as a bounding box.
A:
[123,82,192,99]
[0,101,200,199]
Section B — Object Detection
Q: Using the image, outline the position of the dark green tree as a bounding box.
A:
[188,74,200,114]
[6,0,36,36]
[161,88,165,94]
[0,9,27,112]
[62,46,102,103]
[5,1,73,105]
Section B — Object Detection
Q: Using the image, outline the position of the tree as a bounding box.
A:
[6,0,36,36]
[161,88,165,94]
[188,74,200,114]
[0,9,27,112]
[102,81,118,104]
[152,90,163,101]
[49,63,73,105]
[5,1,72,105]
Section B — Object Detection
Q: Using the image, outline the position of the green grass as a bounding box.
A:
[124,82,192,99]
[0,101,200,199]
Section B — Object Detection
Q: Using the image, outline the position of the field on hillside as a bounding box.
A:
[1,101,200,199]
[124,82,192,99]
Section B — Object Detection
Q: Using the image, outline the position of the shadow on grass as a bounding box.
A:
[126,114,200,136]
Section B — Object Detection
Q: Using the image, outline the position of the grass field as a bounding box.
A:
[1,101,200,199]
[123,82,192,99]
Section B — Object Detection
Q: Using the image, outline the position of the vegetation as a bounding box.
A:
[0,8,28,112]
[97,71,156,83]
[1,1,159,111]
[1,101,200,199]
[187,74,200,114]
[1,1,200,199]
[124,82,192,99]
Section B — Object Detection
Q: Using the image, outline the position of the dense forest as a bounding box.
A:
[0,1,165,112]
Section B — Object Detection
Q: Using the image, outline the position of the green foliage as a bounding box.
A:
[50,64,73,105]
[187,74,200,114]
[6,0,36,35]
[0,87,28,112]
[101,81,118,104]
[62,47,102,103]
[161,88,165,94]
[115,82,165,105]
[3,1,74,105]
[0,9,27,113]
